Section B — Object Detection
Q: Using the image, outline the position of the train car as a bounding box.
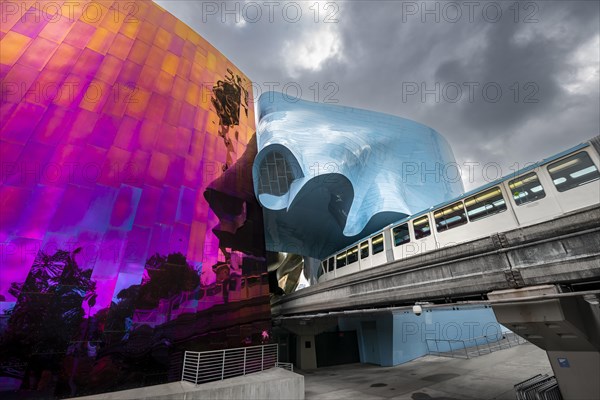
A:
[318,136,600,283]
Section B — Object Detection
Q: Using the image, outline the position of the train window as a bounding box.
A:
[509,172,546,206]
[328,257,334,272]
[360,241,369,259]
[393,224,410,246]
[413,216,431,239]
[465,187,507,222]
[336,252,347,268]
[372,234,384,254]
[547,152,600,192]
[435,202,467,232]
[347,246,359,264]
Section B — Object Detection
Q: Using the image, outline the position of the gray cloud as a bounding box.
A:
[158,0,599,190]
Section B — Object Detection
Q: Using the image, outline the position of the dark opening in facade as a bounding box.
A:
[258,151,297,196]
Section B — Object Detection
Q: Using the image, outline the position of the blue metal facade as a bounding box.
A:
[253,92,464,260]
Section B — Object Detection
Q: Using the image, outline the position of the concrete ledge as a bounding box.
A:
[71,368,304,400]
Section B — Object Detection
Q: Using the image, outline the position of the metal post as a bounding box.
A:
[195,352,200,385]
[243,347,247,376]
[462,341,468,359]
[261,345,264,371]
[221,351,225,380]
[485,336,492,354]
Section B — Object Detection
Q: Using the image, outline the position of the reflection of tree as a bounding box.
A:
[212,70,249,170]
[0,248,95,391]
[137,253,200,322]
[102,253,200,342]
[211,69,248,127]
[104,285,140,343]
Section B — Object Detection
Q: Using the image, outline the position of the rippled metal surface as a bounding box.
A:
[253,92,464,259]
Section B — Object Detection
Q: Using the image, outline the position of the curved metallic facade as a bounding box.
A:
[0,1,269,396]
[254,92,464,259]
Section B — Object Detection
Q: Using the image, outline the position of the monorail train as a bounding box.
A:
[318,136,600,283]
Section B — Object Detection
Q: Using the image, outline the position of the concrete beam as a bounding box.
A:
[273,205,600,316]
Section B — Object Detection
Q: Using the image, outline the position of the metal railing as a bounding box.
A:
[514,374,562,400]
[181,344,279,385]
[427,332,527,359]
[275,362,294,372]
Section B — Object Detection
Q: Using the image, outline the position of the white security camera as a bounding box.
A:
[412,304,423,316]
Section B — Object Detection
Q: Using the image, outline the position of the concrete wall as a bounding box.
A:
[339,304,501,367]
[395,304,502,358]
[72,368,304,400]
[297,335,317,370]
[339,315,393,366]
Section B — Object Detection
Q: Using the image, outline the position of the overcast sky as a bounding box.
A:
[157,0,599,191]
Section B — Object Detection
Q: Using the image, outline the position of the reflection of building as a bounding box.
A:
[132,273,270,328]
[254,92,464,265]
[0,0,269,396]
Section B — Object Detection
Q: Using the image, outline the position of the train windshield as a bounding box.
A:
[319,261,326,278]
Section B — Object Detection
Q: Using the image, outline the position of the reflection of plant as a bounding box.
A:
[0,248,96,390]
[136,253,200,324]
[104,285,140,339]
[211,70,247,127]
[104,253,200,336]
[137,253,200,310]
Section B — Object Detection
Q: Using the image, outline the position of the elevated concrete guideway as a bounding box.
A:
[272,204,600,317]
[273,204,600,399]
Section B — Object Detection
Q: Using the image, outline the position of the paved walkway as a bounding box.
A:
[299,343,553,400]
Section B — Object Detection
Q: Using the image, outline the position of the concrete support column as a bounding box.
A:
[546,350,600,399]
[490,285,600,400]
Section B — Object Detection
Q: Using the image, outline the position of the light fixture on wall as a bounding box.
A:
[412,301,432,316]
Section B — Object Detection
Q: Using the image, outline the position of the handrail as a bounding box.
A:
[182,344,280,385]
[426,331,527,359]
[514,374,563,400]
[275,362,294,372]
